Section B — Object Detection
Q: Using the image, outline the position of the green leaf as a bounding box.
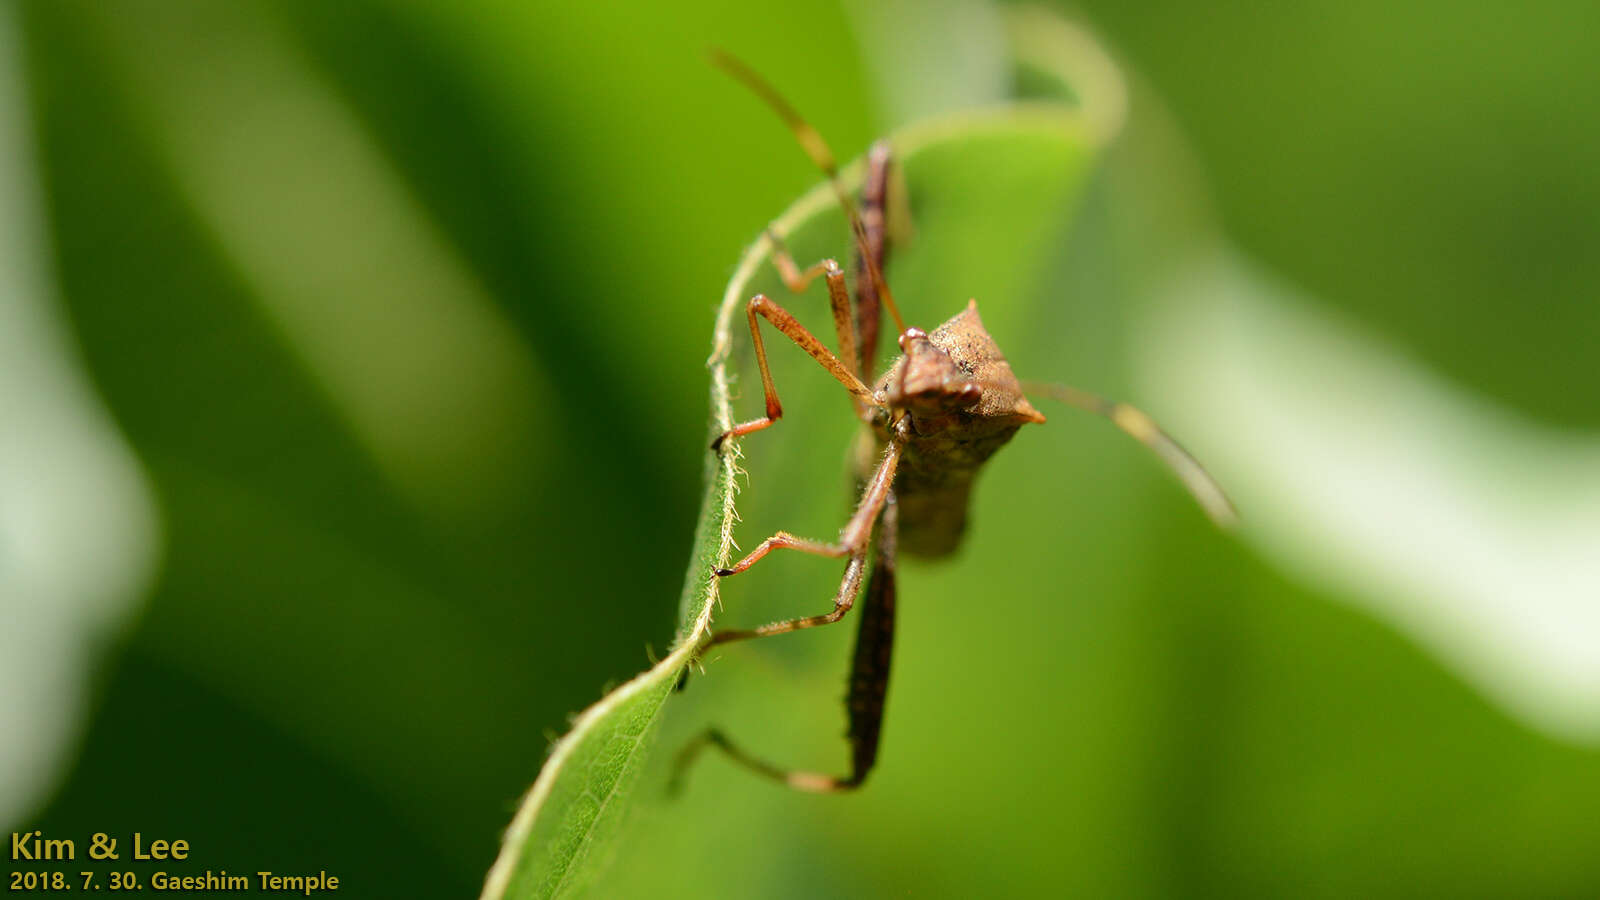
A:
[478,103,1099,900]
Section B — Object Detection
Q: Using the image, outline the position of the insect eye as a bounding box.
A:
[958,384,982,405]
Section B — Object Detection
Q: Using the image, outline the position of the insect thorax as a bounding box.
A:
[867,301,1044,558]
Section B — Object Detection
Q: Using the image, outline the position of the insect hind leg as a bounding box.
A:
[670,729,863,794]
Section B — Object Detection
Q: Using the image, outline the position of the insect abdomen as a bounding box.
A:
[891,426,1022,557]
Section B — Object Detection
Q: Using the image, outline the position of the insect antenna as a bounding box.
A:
[708,48,909,337]
[1020,381,1239,528]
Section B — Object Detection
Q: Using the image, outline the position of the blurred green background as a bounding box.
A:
[4,0,1598,898]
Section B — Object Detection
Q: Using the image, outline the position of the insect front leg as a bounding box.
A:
[765,139,897,382]
[707,439,900,646]
[762,232,860,389]
[713,294,875,449]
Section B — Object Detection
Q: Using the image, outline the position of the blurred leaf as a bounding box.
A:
[1078,0,1600,427]
[20,0,704,876]
[0,0,160,826]
[480,103,1095,900]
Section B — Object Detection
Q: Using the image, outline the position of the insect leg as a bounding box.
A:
[672,497,898,794]
[763,141,895,381]
[677,442,895,697]
[761,233,861,389]
[761,231,835,294]
[1022,380,1238,528]
[709,49,908,336]
[710,546,870,646]
[714,295,875,449]
[711,451,898,576]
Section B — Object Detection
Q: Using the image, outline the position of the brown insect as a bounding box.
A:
[676,52,1235,793]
